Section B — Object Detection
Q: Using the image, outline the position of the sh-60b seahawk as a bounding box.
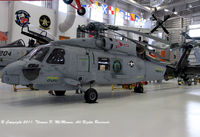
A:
[1,22,188,103]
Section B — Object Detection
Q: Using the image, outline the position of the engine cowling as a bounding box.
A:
[95,38,113,51]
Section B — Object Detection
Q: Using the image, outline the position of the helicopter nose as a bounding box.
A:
[2,61,24,85]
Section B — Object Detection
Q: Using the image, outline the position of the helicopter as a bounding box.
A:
[164,32,200,85]
[1,22,199,103]
[150,8,176,35]
[0,26,54,69]
[63,0,106,16]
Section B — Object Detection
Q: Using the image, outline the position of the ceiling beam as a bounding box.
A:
[157,0,199,11]
[121,0,151,12]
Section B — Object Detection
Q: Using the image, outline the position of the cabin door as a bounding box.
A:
[77,55,90,72]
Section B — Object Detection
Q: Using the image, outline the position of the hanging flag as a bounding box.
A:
[139,17,142,25]
[82,5,87,8]
[88,4,92,8]
[108,6,114,15]
[119,10,125,19]
[135,15,139,22]
[97,3,102,12]
[94,1,98,6]
[130,14,135,21]
[125,12,130,20]
[102,4,108,14]
[115,8,120,15]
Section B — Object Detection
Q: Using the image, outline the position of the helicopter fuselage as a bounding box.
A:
[1,38,166,91]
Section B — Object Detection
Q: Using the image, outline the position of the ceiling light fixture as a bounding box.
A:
[164,9,169,12]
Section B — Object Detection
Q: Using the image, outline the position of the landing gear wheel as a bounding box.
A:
[134,86,144,93]
[187,82,192,86]
[77,7,86,16]
[84,88,98,103]
[63,0,73,4]
[54,91,66,96]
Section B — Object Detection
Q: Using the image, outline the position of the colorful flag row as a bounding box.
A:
[82,1,142,22]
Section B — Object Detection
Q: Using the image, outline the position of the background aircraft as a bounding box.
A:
[0,25,54,69]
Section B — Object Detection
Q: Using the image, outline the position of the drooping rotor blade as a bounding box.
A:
[163,15,171,22]
[181,32,200,41]
[152,14,158,21]
[150,14,171,35]
[118,28,171,45]
[113,30,169,50]
[161,24,169,34]
[150,24,160,34]
[112,31,169,61]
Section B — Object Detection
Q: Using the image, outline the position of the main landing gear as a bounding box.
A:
[134,83,144,93]
[48,90,66,96]
[76,88,98,103]
[84,88,98,103]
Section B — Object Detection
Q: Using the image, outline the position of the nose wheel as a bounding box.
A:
[84,88,98,103]
[77,7,86,16]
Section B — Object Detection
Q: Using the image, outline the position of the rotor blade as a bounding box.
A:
[118,28,171,45]
[150,24,160,34]
[161,25,169,34]
[111,31,169,60]
[152,14,158,21]
[163,15,171,22]
[113,31,169,50]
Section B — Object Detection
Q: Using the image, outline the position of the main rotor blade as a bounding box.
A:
[113,31,169,50]
[150,24,160,34]
[152,14,158,21]
[163,15,171,22]
[110,31,169,61]
[118,28,171,45]
[161,25,169,34]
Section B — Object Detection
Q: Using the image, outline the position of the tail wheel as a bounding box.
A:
[84,88,98,103]
[77,7,86,16]
[54,90,66,96]
[63,0,73,4]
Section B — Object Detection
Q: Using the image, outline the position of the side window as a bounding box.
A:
[98,58,110,71]
[47,48,65,64]
[31,47,49,62]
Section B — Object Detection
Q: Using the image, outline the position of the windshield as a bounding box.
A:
[25,46,50,62]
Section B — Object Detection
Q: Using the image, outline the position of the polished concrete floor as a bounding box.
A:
[0,80,200,137]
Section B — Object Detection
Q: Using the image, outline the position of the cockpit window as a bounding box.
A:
[30,47,50,62]
[47,48,65,64]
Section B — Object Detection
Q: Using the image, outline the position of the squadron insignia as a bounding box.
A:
[39,15,51,30]
[15,10,30,27]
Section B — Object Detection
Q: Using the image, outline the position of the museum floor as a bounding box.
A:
[0,80,200,137]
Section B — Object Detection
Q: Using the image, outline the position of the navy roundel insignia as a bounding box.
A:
[15,10,30,27]
[128,61,135,68]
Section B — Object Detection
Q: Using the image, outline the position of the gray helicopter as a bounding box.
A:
[0,26,54,69]
[1,22,173,103]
